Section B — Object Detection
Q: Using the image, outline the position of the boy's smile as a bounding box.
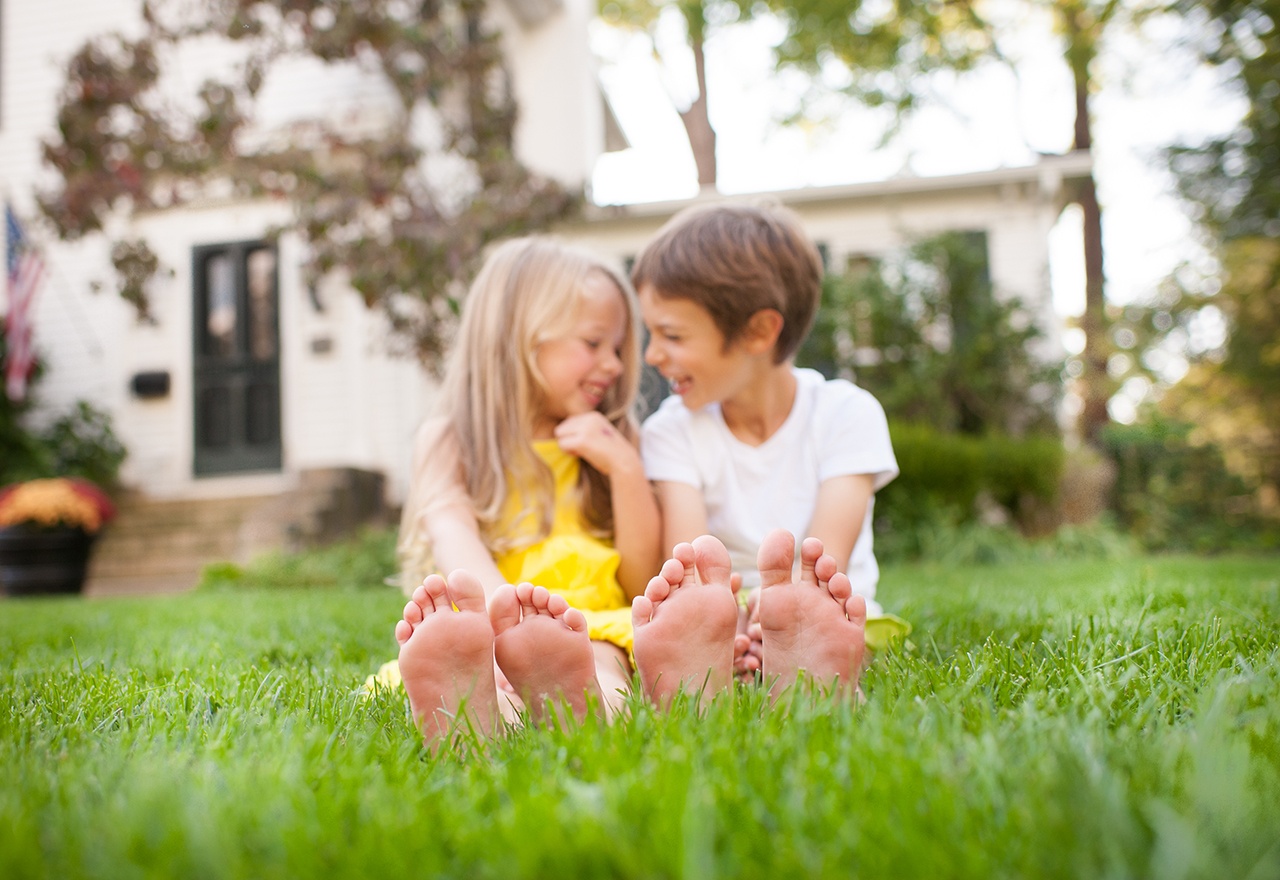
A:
[639,284,752,412]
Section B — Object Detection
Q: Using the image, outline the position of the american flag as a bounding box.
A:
[5,204,45,403]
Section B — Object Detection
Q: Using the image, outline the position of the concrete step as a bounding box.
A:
[84,468,388,597]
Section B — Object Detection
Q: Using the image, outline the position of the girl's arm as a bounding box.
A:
[555,412,662,599]
[403,419,508,600]
[806,472,876,573]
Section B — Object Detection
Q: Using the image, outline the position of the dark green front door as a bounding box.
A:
[192,241,282,476]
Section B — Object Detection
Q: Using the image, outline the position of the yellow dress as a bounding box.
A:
[493,440,634,651]
[365,440,632,693]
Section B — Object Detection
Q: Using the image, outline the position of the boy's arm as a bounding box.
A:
[806,472,876,575]
[653,480,710,557]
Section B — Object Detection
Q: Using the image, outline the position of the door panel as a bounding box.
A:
[192,241,282,475]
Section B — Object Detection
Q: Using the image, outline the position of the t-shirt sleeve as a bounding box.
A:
[818,383,899,491]
[641,403,702,487]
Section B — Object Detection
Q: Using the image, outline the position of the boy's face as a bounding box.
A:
[638,284,752,411]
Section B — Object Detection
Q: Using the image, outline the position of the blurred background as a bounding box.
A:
[1,0,1276,598]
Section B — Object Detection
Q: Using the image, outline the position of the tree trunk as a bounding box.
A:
[680,25,717,190]
[1068,15,1109,445]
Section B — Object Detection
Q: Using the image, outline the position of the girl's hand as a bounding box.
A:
[554,412,641,477]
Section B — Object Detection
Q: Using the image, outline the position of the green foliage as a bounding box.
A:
[197,526,398,591]
[1158,1,1280,499]
[3,555,1280,878]
[1101,417,1280,553]
[873,422,1067,561]
[756,0,995,120]
[1169,0,1280,241]
[798,231,1062,437]
[38,0,578,365]
[0,334,126,487]
[37,402,127,489]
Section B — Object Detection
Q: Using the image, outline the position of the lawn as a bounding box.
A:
[2,552,1278,879]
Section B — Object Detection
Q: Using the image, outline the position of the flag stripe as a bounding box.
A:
[5,204,45,402]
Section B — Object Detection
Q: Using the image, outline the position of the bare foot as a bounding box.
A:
[632,536,740,707]
[490,582,604,724]
[733,588,763,683]
[758,528,866,699]
[395,570,501,745]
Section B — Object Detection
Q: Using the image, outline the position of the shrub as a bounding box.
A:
[198,526,399,591]
[1102,418,1280,552]
[874,422,1066,562]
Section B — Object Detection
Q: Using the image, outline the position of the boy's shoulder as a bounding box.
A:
[794,367,882,409]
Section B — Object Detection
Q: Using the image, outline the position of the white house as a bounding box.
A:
[1,1,1089,590]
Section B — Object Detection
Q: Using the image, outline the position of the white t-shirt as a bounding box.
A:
[641,368,898,615]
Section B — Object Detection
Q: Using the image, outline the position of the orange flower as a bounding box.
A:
[0,478,117,534]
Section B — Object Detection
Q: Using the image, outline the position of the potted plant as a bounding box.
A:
[0,477,117,595]
[2,332,127,597]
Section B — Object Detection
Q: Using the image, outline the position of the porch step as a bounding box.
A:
[84,468,389,597]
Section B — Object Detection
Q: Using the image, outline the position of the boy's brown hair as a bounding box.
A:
[631,202,823,363]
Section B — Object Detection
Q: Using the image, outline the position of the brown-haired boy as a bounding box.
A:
[634,202,907,687]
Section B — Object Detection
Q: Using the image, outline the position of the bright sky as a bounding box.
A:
[588,10,1244,331]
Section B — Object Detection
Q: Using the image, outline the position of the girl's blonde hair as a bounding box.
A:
[440,236,640,554]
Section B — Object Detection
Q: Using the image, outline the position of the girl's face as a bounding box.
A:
[533,272,629,438]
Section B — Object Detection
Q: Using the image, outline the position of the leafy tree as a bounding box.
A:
[598,0,751,189]
[798,231,1063,437]
[37,0,578,367]
[1159,0,1280,502]
[755,0,1169,444]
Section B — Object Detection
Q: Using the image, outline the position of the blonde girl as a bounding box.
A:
[385,236,663,742]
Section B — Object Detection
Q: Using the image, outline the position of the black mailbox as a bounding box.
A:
[130,371,171,399]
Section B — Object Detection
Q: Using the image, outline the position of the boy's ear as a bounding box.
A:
[743,308,784,355]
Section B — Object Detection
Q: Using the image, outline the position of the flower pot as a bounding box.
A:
[0,524,96,597]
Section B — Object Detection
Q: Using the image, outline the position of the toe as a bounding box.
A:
[403,598,425,627]
[632,594,654,626]
[530,585,553,614]
[826,569,853,603]
[489,583,520,636]
[563,606,588,633]
[546,591,570,617]
[847,593,867,626]
[799,537,824,586]
[447,569,487,614]
[671,543,697,589]
[395,618,413,645]
[644,571,672,606]
[758,529,796,588]
[692,534,732,588]
[515,582,537,615]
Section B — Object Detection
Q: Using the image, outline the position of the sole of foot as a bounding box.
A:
[491,581,603,725]
[632,535,740,707]
[757,528,866,700]
[395,569,500,746]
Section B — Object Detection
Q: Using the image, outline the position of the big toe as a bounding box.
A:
[489,583,520,636]
[758,528,796,587]
[447,568,487,613]
[692,535,732,587]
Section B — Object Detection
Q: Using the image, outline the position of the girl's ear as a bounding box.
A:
[743,308,784,355]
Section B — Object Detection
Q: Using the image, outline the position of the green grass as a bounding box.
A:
[3,553,1279,879]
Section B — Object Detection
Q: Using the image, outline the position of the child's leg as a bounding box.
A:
[490,582,618,723]
[396,570,512,745]
[757,528,866,699]
[591,641,631,717]
[631,536,740,707]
